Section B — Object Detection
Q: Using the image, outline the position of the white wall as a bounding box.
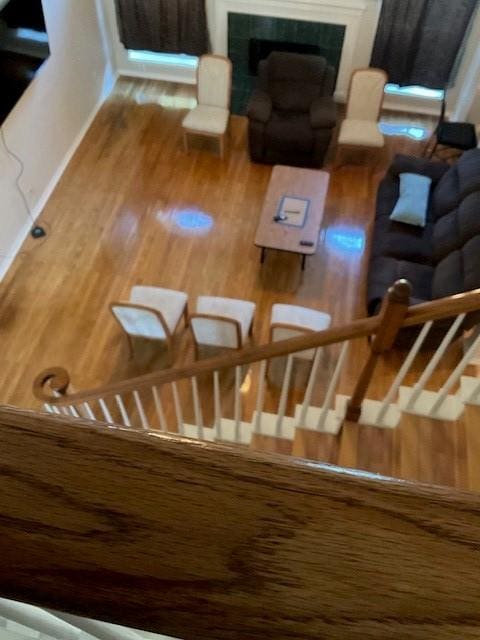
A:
[0,0,115,278]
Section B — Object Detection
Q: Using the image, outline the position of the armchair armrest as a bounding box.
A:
[310,96,337,129]
[388,154,449,184]
[247,90,272,123]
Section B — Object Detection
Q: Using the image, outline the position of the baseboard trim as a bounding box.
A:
[0,86,115,282]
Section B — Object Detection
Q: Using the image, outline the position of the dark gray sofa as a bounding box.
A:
[368,149,480,324]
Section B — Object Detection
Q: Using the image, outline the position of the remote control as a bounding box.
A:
[299,240,314,246]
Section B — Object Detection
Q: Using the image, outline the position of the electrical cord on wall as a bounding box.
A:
[0,125,47,242]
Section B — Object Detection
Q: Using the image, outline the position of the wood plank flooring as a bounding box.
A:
[1,77,477,490]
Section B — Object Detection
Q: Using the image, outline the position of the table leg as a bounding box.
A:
[260,247,266,264]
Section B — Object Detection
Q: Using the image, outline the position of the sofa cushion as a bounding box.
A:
[367,256,434,314]
[432,191,480,262]
[376,168,436,222]
[390,173,432,227]
[431,166,460,219]
[375,175,401,218]
[371,216,434,264]
[388,154,449,184]
[457,148,480,198]
[431,149,480,220]
[265,112,313,153]
[432,236,480,299]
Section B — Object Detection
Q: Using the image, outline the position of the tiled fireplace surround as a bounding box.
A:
[228,15,345,114]
[210,0,379,113]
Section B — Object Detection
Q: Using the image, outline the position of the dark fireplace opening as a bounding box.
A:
[248,38,326,75]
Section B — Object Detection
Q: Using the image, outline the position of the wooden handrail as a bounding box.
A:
[36,314,381,406]
[33,285,480,408]
[404,287,480,325]
[2,405,480,640]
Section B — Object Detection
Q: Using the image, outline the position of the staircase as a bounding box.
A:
[0,599,172,640]
[33,281,480,473]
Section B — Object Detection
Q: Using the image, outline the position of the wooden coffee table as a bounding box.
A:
[254,165,329,270]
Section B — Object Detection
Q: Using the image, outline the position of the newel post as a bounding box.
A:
[345,279,411,423]
[32,367,72,403]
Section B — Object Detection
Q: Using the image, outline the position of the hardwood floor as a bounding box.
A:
[2,77,477,490]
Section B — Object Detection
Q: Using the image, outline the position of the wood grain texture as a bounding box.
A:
[2,405,480,640]
[254,166,329,255]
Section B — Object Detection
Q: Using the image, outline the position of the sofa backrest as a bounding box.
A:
[265,52,330,113]
[431,149,480,300]
[431,149,480,257]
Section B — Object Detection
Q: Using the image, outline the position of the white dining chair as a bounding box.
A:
[182,55,232,157]
[110,286,188,365]
[337,67,388,160]
[190,295,256,358]
[269,303,331,360]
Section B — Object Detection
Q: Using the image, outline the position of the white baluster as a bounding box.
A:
[133,390,150,430]
[50,405,61,415]
[275,354,294,437]
[430,329,480,415]
[191,376,204,439]
[152,386,167,431]
[377,321,433,424]
[253,360,267,434]
[234,366,242,442]
[213,370,222,439]
[0,598,83,640]
[115,394,131,427]
[171,382,184,435]
[44,403,54,413]
[406,313,466,410]
[67,405,80,418]
[98,398,113,424]
[317,341,349,430]
[82,401,96,420]
[297,348,322,428]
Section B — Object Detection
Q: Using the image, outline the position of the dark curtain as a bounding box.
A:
[115,0,209,57]
[370,0,478,89]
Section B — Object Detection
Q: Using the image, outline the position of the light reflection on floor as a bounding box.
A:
[133,92,197,110]
[157,207,214,236]
[379,122,430,141]
[324,226,366,255]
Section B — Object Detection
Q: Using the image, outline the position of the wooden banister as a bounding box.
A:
[345,280,411,422]
[33,284,480,409]
[1,405,480,640]
[35,314,381,406]
[404,287,480,325]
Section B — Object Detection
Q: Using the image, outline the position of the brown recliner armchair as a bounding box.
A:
[247,52,337,167]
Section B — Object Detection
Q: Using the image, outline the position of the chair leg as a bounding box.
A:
[428,141,437,159]
[183,303,190,328]
[166,337,175,368]
[126,334,135,359]
[333,145,344,170]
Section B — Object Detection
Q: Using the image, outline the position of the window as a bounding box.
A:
[385,83,444,100]
[127,50,198,68]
